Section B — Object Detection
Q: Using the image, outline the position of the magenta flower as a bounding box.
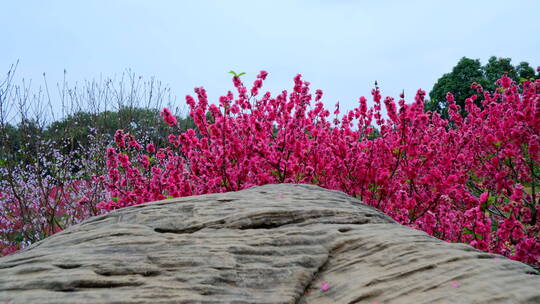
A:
[160,107,177,126]
[450,281,461,287]
[257,70,268,80]
[479,192,489,204]
[6,72,537,266]
[315,89,323,101]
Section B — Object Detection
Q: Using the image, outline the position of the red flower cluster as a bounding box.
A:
[2,71,537,266]
[160,107,177,126]
[98,72,539,265]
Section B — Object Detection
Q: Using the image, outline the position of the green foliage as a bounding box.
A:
[0,107,196,170]
[229,71,246,78]
[367,127,381,140]
[427,56,539,119]
[427,57,485,118]
[0,119,45,166]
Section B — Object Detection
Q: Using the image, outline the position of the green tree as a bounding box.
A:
[1,107,196,173]
[426,57,485,118]
[46,107,196,150]
[483,56,517,92]
[515,61,536,81]
[0,119,45,166]
[427,56,538,119]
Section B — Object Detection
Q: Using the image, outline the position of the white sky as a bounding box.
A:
[1,0,539,120]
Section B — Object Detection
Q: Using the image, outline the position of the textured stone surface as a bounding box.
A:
[0,183,539,304]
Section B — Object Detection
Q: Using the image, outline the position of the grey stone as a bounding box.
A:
[0,183,538,303]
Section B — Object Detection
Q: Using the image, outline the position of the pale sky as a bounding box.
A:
[2,0,539,120]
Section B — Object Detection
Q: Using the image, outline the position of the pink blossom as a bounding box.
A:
[7,72,537,266]
[479,192,489,204]
[160,107,177,126]
[257,70,268,80]
[315,89,323,101]
[450,281,461,287]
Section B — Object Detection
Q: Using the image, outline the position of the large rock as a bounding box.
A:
[0,184,538,303]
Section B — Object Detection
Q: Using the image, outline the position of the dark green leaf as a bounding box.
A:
[13,233,24,243]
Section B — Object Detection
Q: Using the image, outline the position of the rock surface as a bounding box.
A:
[0,183,539,304]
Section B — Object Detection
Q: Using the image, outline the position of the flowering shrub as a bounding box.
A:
[0,65,184,256]
[99,71,539,266]
[0,138,108,255]
[1,70,537,266]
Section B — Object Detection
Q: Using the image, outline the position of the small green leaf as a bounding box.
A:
[481,198,489,212]
[166,195,173,199]
[481,195,495,213]
[462,227,473,235]
[491,219,499,232]
[13,233,24,243]
[111,196,119,202]
[229,70,245,78]
[270,170,280,178]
